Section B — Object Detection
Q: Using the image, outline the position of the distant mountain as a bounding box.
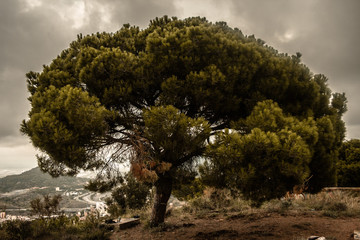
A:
[0,167,89,193]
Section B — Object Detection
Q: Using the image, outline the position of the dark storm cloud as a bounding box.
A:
[0,0,77,143]
[0,0,85,170]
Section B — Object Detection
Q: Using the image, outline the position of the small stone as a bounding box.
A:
[119,218,140,230]
[354,230,360,240]
[308,236,326,240]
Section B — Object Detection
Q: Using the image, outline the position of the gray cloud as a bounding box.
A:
[0,0,76,143]
[0,0,359,174]
[0,0,92,170]
[107,0,177,27]
[226,0,360,139]
[0,0,178,172]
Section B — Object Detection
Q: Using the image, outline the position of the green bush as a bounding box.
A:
[172,177,205,201]
[105,173,151,218]
[0,215,111,240]
[2,219,32,240]
[337,139,360,186]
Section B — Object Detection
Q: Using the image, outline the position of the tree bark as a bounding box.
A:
[150,173,172,227]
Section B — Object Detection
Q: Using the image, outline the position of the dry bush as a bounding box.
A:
[261,190,360,217]
[299,191,356,211]
[182,187,251,216]
[175,188,360,220]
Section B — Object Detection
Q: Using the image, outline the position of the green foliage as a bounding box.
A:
[105,202,124,218]
[202,97,346,199]
[118,173,151,210]
[143,105,211,165]
[0,215,111,240]
[105,173,151,217]
[0,220,32,240]
[172,177,205,201]
[337,139,360,186]
[30,194,62,217]
[21,85,109,175]
[201,101,315,204]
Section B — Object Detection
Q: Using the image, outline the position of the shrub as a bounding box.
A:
[105,173,151,217]
[30,194,62,217]
[184,188,251,214]
[2,219,32,240]
[172,177,205,201]
[0,215,112,240]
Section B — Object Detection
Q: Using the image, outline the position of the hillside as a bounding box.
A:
[0,167,88,193]
[0,167,94,209]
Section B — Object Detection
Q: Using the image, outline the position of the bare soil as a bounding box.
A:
[110,211,360,240]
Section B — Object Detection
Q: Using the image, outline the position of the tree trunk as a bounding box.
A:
[150,174,172,227]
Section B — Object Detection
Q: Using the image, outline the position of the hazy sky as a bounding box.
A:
[0,0,359,176]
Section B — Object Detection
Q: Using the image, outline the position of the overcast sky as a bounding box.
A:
[0,0,359,176]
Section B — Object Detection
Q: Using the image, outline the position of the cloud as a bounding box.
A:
[0,143,38,170]
[104,0,177,28]
[0,0,75,145]
[225,0,360,138]
[0,0,178,173]
[0,0,359,173]
[0,0,89,171]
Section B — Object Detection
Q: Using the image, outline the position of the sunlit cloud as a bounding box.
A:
[56,0,87,29]
[276,30,296,43]
[20,0,42,12]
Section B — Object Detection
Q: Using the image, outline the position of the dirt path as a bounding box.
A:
[110,212,360,240]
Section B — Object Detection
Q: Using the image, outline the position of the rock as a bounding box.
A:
[308,236,326,240]
[119,218,140,230]
[105,219,116,224]
[354,230,360,240]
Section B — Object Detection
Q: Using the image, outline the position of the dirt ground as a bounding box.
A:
[110,211,360,240]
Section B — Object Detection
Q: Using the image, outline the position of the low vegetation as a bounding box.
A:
[1,186,360,239]
[106,187,360,230]
[104,187,360,239]
[104,173,151,219]
[180,188,360,218]
[0,214,112,240]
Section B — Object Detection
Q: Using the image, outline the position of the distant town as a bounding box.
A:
[0,186,110,223]
[0,167,110,223]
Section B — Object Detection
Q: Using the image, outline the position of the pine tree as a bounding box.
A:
[22,16,346,225]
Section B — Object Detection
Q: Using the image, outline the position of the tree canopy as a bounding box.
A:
[21,16,346,225]
[201,100,319,204]
[337,139,360,187]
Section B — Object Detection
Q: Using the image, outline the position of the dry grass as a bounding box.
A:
[181,188,252,218]
[176,188,360,219]
[261,190,360,217]
[113,188,360,229]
